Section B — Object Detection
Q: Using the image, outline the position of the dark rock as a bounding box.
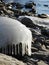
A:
[0,0,3,2]
[29,8,36,14]
[10,2,17,5]
[6,2,23,10]
[45,40,49,46]
[16,3,23,9]
[44,39,49,49]
[31,51,49,59]
[44,4,48,7]
[41,28,49,36]
[6,3,16,10]
[0,11,2,15]
[38,14,48,18]
[6,2,23,9]
[0,2,5,9]
[33,41,43,51]
[19,17,35,28]
[25,2,35,9]
[29,28,41,36]
[6,4,13,9]
[21,11,33,16]
[14,9,23,17]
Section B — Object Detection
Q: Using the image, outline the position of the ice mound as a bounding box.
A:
[0,16,32,56]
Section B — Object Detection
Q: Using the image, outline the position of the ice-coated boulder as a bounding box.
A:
[19,16,49,28]
[0,16,32,56]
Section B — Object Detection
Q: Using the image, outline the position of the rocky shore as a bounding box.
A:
[0,1,49,65]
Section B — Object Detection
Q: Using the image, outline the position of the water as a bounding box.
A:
[3,0,49,15]
[35,0,49,15]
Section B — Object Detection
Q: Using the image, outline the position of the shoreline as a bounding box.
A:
[0,1,49,65]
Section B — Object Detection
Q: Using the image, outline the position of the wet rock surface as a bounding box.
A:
[38,14,48,18]
[0,1,36,18]
[0,1,49,65]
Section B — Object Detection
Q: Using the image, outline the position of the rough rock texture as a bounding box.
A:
[0,53,26,65]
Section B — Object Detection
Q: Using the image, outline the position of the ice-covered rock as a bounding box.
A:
[19,16,49,28]
[0,16,32,56]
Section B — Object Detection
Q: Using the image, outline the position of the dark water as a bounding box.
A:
[3,0,49,15]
